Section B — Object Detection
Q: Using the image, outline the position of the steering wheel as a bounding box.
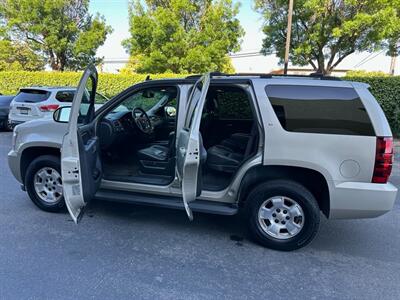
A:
[132,107,153,134]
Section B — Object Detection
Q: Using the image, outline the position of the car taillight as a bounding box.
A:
[39,104,59,112]
[372,137,393,184]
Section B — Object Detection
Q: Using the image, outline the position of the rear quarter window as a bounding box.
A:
[56,91,107,104]
[265,85,375,136]
[14,89,50,103]
[56,91,75,102]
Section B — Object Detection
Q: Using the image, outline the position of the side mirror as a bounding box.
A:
[165,106,176,117]
[53,106,71,123]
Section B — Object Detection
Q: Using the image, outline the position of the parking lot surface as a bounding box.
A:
[0,131,399,299]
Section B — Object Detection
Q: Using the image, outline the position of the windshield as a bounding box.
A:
[116,87,177,112]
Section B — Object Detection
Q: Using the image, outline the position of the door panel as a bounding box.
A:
[61,65,101,223]
[176,73,210,220]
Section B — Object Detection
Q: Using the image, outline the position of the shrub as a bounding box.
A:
[344,76,400,136]
[346,70,390,77]
[0,71,185,98]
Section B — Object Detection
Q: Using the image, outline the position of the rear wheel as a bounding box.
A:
[246,180,320,251]
[25,155,65,212]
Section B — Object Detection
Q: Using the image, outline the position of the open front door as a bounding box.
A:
[176,73,210,220]
[61,65,102,223]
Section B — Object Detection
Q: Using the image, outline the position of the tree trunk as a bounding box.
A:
[48,51,62,71]
[59,54,66,72]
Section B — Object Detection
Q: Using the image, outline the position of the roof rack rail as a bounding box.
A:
[185,72,341,81]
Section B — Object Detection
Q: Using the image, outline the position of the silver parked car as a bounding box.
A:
[8,66,397,251]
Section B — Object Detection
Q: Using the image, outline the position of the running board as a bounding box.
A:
[94,189,238,216]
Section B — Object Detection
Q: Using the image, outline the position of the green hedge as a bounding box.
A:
[0,71,185,98]
[0,71,399,136]
[344,76,400,136]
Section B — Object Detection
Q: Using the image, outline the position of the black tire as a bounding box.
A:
[25,155,66,213]
[0,118,12,131]
[6,119,13,131]
[246,180,320,251]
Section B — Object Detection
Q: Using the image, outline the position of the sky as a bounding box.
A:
[88,0,264,60]
[88,0,399,74]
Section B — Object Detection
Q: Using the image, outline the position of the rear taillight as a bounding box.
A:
[39,104,59,112]
[372,137,394,184]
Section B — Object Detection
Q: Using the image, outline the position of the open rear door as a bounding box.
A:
[176,73,210,220]
[61,65,102,223]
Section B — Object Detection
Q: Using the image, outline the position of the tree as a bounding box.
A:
[0,40,45,71]
[0,0,113,71]
[122,0,244,73]
[255,0,400,74]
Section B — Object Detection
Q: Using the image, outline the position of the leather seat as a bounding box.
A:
[206,125,257,173]
[137,144,169,161]
[206,145,244,173]
[221,132,250,153]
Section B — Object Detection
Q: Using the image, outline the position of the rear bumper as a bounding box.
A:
[329,181,398,219]
[8,112,52,124]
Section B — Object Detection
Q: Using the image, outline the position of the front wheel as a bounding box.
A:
[25,155,65,213]
[246,180,320,251]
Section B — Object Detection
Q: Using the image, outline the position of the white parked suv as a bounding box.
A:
[8,86,108,128]
[8,67,397,251]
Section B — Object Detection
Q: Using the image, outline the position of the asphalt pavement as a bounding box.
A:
[0,131,399,299]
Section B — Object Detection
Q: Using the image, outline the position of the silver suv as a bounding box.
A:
[8,86,108,127]
[8,66,397,251]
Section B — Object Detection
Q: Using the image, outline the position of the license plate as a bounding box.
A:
[17,107,30,115]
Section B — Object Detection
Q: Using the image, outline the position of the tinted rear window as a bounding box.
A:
[265,85,375,136]
[56,91,75,102]
[14,89,50,103]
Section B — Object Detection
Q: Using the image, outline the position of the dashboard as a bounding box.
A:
[98,109,165,149]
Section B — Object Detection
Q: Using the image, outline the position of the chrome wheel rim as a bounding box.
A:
[33,167,63,204]
[258,196,304,240]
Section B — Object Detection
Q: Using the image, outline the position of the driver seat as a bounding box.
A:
[137,144,170,161]
[136,132,175,175]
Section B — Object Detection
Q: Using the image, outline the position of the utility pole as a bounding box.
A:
[284,0,294,75]
[389,40,399,75]
[389,55,396,75]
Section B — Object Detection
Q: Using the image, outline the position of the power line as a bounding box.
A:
[102,51,265,63]
[353,52,375,68]
[353,50,385,68]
